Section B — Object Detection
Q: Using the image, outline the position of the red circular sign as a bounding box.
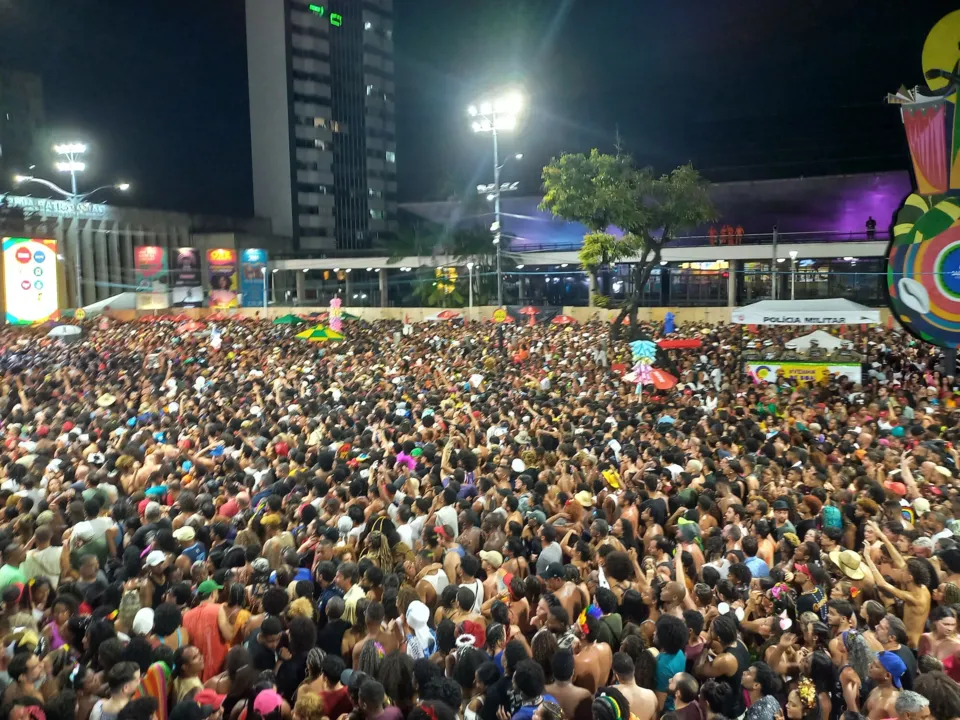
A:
[15,247,32,264]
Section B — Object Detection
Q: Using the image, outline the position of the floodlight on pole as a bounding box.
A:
[466,88,524,306]
[15,142,130,308]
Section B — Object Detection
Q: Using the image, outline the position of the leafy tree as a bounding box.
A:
[541,149,714,338]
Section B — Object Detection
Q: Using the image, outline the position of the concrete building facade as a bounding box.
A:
[246,0,397,253]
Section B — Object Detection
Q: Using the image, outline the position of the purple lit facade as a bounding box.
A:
[401,171,912,251]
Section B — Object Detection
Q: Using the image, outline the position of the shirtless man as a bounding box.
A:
[545,648,593,720]
[864,552,930,648]
[350,601,398,667]
[864,652,905,720]
[542,563,583,625]
[573,615,613,695]
[610,653,657,720]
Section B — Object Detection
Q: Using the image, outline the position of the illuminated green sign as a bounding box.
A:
[307,4,342,27]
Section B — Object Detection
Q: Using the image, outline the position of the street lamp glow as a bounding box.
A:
[479,102,492,115]
[56,161,85,173]
[366,267,373,272]
[116,183,130,191]
[471,121,481,133]
[467,105,478,116]
[515,153,523,160]
[272,268,279,273]
[486,193,495,201]
[53,143,87,155]
[13,175,26,184]
[516,264,525,269]
[788,250,798,259]
[466,261,475,270]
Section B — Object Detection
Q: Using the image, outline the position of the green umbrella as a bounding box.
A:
[295,325,344,341]
[273,313,306,325]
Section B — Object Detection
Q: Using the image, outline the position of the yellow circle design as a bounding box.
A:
[922,10,960,101]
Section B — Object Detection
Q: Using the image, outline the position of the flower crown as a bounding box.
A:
[797,677,817,709]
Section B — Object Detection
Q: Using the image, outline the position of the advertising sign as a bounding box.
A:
[173,248,201,288]
[134,246,168,291]
[745,361,862,386]
[239,248,267,307]
[171,248,202,307]
[3,237,59,325]
[207,248,238,308]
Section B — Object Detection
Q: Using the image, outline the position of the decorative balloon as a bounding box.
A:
[329,296,343,332]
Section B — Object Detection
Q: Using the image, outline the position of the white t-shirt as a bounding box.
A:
[436,505,459,537]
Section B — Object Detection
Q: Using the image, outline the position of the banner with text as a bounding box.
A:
[207,248,239,308]
[172,248,203,307]
[134,246,168,291]
[240,248,267,307]
[745,361,862,386]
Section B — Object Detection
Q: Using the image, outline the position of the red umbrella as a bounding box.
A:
[171,313,190,322]
[208,311,229,321]
[650,368,678,391]
[436,310,461,320]
[181,321,204,333]
[518,306,539,326]
[551,315,577,325]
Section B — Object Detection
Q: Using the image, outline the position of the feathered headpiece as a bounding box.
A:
[577,604,602,635]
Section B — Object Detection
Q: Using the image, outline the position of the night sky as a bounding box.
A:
[0,0,954,219]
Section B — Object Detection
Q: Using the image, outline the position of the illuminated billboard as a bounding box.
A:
[3,237,59,325]
[207,248,238,308]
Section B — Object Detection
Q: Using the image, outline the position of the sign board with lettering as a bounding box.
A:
[730,300,880,326]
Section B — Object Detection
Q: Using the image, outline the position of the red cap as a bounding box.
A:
[275,441,289,457]
[36,425,49,438]
[195,689,226,710]
[62,421,74,433]
[884,480,907,497]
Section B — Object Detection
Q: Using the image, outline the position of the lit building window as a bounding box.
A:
[385,151,396,163]
[314,117,327,128]
[364,21,373,30]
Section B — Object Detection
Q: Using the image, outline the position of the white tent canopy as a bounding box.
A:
[731,299,880,326]
[783,329,854,351]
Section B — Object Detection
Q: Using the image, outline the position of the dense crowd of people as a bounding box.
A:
[0,313,954,720]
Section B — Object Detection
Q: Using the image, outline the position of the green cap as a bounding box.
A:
[197,579,223,596]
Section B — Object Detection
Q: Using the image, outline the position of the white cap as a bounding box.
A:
[145,550,166,568]
[132,608,154,635]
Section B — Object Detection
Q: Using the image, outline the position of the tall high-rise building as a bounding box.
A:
[246,0,397,253]
[0,69,43,192]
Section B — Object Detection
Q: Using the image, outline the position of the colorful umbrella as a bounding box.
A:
[551,315,577,325]
[274,314,306,325]
[295,325,344,341]
[207,311,229,321]
[650,368,678,390]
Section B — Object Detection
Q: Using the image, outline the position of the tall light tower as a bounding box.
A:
[15,143,130,308]
[468,90,523,306]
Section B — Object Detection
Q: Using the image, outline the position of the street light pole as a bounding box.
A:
[467,261,474,318]
[261,266,268,312]
[469,90,523,308]
[15,143,129,308]
[492,127,502,306]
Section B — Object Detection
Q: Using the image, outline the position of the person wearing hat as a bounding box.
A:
[771,499,796,540]
[182,579,229,682]
[174,525,207,564]
[865,650,906,719]
[479,550,507,598]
